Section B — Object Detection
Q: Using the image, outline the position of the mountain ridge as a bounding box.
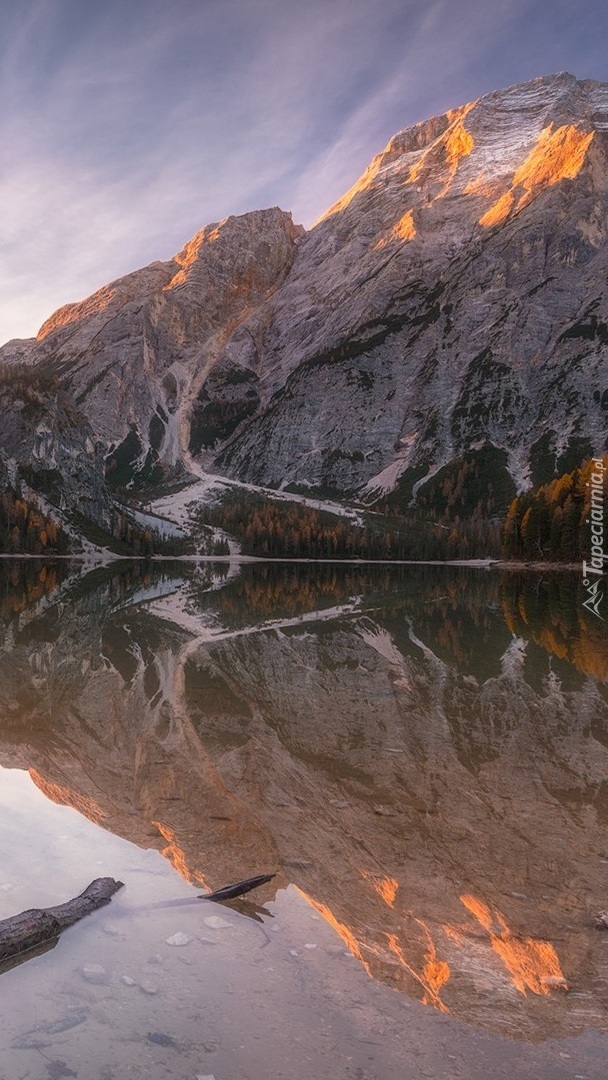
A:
[1,72,607,541]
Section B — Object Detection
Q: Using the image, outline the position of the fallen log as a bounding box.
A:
[0,877,124,963]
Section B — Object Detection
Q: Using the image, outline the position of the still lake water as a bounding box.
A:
[0,558,607,1080]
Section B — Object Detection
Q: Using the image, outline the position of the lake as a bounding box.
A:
[0,558,607,1079]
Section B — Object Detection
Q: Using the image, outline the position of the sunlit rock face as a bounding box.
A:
[2,74,608,504]
[0,563,607,1039]
[216,74,608,496]
[0,209,303,483]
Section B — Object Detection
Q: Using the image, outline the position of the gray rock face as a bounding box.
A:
[216,73,608,498]
[2,73,608,506]
[0,378,109,525]
[1,209,303,489]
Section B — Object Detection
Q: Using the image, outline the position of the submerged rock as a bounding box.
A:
[80,963,108,985]
[202,915,231,930]
[165,931,193,946]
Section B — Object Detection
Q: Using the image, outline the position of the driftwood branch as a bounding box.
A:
[0,877,124,963]
[202,874,275,902]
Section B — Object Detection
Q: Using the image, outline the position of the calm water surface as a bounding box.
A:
[0,559,607,1080]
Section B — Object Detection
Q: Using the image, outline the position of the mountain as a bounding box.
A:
[2,72,608,530]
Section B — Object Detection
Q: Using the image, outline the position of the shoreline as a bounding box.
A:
[0,553,581,570]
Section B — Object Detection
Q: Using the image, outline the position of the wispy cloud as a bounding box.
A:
[288,0,540,222]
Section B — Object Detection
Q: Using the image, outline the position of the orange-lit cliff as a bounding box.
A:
[1,73,607,518]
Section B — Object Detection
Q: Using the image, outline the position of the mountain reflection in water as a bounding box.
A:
[0,558,607,1042]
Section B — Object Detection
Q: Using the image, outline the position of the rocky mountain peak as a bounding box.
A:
[318,72,608,229]
[167,208,304,293]
[213,74,608,498]
[1,74,607,522]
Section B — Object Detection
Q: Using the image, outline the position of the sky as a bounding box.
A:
[1,0,607,344]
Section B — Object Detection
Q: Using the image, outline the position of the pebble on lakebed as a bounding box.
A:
[166,931,193,946]
[203,915,231,930]
[80,964,109,985]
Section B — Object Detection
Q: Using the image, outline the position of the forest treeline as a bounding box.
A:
[502,457,607,561]
[84,505,195,557]
[195,457,606,563]
[0,489,71,554]
[194,490,501,560]
[2,450,605,562]
[0,483,194,558]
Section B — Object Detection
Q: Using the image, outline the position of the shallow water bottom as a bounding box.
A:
[1,770,607,1080]
[4,890,608,1080]
[2,561,608,1079]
